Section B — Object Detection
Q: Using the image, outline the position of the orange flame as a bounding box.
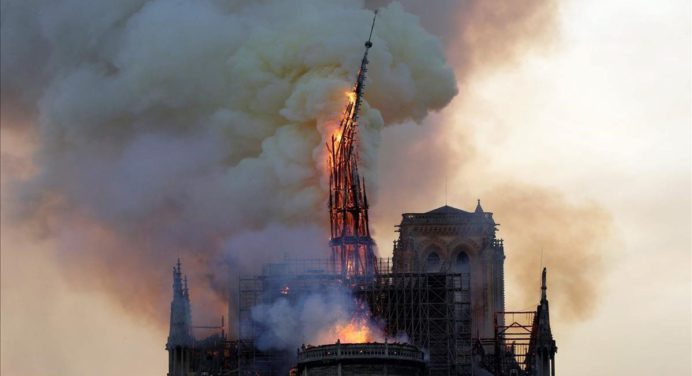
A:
[333,316,379,343]
[315,312,385,344]
[333,127,344,143]
[333,91,356,143]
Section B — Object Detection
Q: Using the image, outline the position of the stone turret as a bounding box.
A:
[166,259,194,376]
[527,268,557,376]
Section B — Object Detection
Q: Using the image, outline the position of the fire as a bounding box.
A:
[316,313,385,344]
[332,91,356,143]
[334,316,378,343]
[332,127,344,143]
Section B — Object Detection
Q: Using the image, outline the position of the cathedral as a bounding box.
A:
[166,201,557,376]
[166,11,557,376]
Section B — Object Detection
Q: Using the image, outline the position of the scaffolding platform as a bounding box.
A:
[237,258,472,375]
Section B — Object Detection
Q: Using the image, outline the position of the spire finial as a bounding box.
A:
[541,267,547,301]
[350,9,378,122]
[172,259,183,295]
[475,199,484,213]
[366,9,378,48]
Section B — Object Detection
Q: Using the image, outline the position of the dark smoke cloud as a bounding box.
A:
[2,0,597,336]
[1,0,457,329]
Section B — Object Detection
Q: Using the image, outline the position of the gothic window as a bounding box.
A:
[454,251,470,274]
[425,247,442,272]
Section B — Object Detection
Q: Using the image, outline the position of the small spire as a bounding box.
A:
[350,10,378,122]
[474,199,484,214]
[541,267,547,301]
[366,9,378,48]
[168,258,193,348]
[172,259,183,296]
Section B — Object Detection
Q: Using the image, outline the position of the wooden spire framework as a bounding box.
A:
[327,11,378,280]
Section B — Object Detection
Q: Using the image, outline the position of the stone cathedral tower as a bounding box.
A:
[392,201,505,339]
[166,259,194,376]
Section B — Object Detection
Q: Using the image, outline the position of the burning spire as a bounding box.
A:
[327,11,379,280]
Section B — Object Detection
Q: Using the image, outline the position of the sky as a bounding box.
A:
[1,0,690,375]
[376,0,691,374]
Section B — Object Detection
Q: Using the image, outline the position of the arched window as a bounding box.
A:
[454,250,470,274]
[425,247,442,272]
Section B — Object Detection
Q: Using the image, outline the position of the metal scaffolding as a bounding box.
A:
[492,311,536,375]
[360,272,472,376]
[237,258,472,376]
[238,262,345,375]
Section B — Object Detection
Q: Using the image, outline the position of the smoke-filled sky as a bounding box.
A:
[1,0,690,375]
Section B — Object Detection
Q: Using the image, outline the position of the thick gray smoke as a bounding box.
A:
[1,0,457,328]
[250,286,387,351]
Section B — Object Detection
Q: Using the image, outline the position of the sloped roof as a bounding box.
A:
[424,205,473,215]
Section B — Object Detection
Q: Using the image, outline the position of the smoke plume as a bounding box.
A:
[1,0,457,328]
[368,0,559,83]
[2,0,605,337]
[366,0,613,324]
[250,286,388,351]
[371,120,614,323]
[480,183,613,321]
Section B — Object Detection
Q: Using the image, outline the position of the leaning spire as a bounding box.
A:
[350,9,377,122]
[327,10,379,280]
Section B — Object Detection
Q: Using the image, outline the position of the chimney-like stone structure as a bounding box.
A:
[166,259,194,376]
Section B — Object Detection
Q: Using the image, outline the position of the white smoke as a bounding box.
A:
[250,287,375,350]
[1,0,457,327]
